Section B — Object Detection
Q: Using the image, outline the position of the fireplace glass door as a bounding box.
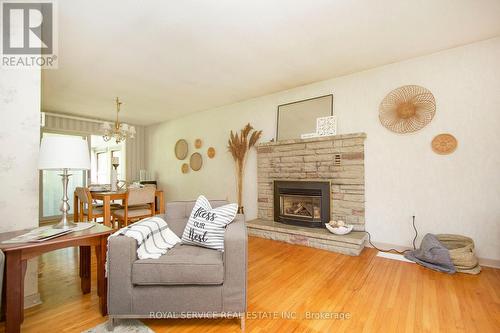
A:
[280,194,322,221]
[274,180,330,228]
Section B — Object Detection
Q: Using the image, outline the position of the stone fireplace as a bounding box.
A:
[257,132,366,230]
[274,180,330,228]
[246,133,367,256]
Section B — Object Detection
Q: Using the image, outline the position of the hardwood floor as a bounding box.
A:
[2,236,499,333]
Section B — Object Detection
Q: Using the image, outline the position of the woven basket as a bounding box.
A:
[436,234,481,274]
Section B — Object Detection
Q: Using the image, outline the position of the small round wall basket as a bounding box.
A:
[194,139,203,149]
[189,152,203,171]
[379,85,436,134]
[432,133,457,155]
[174,139,189,160]
[207,147,216,159]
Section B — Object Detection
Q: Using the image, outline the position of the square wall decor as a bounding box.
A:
[317,115,337,136]
[276,94,333,141]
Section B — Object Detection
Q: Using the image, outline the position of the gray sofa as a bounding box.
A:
[107,200,247,330]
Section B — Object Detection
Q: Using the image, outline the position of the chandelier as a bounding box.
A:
[100,97,136,143]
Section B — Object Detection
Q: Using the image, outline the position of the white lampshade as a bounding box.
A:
[38,136,91,170]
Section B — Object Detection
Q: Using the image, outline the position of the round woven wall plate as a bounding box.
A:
[432,133,457,155]
[207,147,216,159]
[174,139,188,160]
[194,139,203,149]
[190,152,203,171]
[379,85,436,134]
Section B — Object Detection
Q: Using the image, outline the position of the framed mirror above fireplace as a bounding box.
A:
[274,180,330,228]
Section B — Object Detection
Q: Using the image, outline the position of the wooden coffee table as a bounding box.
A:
[0,224,113,333]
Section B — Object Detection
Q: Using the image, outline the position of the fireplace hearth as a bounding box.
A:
[274,181,330,228]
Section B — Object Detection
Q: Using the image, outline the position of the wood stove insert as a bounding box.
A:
[274,180,330,228]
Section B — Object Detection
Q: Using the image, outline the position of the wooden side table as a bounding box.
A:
[0,225,113,333]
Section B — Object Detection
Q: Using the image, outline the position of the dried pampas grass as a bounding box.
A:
[228,123,262,214]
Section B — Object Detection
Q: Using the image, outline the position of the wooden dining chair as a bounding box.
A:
[111,187,156,227]
[75,187,104,222]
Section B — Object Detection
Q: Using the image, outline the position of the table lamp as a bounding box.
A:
[38,136,91,229]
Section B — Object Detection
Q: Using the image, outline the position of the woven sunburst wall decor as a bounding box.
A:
[379,85,436,134]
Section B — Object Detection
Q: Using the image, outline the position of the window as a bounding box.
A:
[90,135,126,185]
[40,132,87,219]
[96,151,109,184]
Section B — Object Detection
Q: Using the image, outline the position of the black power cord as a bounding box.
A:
[364,215,418,254]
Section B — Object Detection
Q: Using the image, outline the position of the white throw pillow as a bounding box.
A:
[181,195,238,251]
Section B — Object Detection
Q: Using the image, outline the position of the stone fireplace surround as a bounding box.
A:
[257,133,366,229]
[247,133,367,256]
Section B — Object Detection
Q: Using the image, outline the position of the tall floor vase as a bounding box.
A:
[111,166,118,192]
[236,162,244,214]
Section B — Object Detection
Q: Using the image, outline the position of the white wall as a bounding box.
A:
[0,67,42,305]
[146,38,500,261]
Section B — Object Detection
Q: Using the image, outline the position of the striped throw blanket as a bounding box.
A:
[110,216,181,259]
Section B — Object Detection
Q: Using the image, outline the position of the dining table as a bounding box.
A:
[73,189,165,227]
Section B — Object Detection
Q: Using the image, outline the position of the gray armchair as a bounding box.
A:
[107,200,247,330]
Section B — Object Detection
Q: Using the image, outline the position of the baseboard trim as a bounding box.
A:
[478,257,500,269]
[24,293,42,309]
[376,251,415,263]
[366,241,500,269]
[365,241,411,253]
